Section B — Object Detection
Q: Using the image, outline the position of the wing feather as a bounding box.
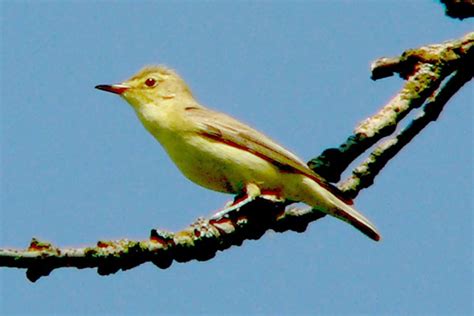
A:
[185,107,353,204]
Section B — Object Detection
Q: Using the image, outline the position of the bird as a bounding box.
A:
[95,66,381,241]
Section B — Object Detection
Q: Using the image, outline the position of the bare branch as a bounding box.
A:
[440,0,474,20]
[339,64,473,195]
[1,32,472,282]
[0,199,324,282]
[310,32,473,197]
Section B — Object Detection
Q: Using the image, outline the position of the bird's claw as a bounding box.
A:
[211,188,285,220]
[211,194,256,220]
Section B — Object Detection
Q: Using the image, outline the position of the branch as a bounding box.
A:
[0,199,323,282]
[310,32,473,198]
[440,0,474,20]
[1,32,472,282]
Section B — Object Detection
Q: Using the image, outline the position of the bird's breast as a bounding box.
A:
[156,131,283,195]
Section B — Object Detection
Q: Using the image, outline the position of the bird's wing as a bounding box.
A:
[185,106,353,205]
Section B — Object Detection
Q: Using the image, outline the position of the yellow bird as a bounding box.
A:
[96,66,381,241]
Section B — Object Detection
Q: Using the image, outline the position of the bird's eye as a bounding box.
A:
[145,78,157,87]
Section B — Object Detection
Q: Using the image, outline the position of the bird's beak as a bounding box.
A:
[95,84,130,95]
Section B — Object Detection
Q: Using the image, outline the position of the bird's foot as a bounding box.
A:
[212,195,256,219]
[211,184,284,220]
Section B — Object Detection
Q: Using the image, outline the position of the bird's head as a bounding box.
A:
[95,66,194,109]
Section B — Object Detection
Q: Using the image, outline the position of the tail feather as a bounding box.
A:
[329,202,381,241]
[288,175,381,241]
[305,179,381,241]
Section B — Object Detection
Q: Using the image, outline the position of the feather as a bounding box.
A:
[185,107,353,205]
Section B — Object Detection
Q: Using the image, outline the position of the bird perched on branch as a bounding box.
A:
[96,66,381,241]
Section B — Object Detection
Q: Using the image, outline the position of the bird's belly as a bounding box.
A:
[158,133,283,194]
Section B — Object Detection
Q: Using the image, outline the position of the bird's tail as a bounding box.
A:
[324,195,381,241]
[303,178,381,241]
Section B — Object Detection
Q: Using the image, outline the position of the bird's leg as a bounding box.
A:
[211,183,285,219]
[259,189,286,203]
[212,183,261,219]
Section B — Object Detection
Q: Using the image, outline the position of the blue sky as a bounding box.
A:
[1,1,472,315]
